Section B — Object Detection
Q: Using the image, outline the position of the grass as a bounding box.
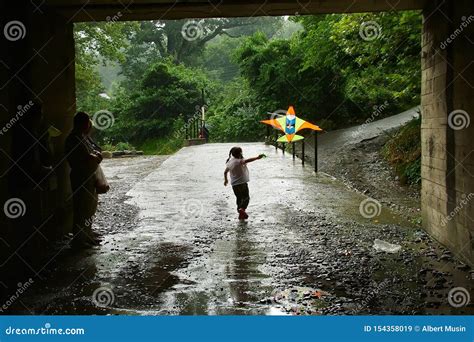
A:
[101,141,136,152]
[382,117,421,185]
[138,136,184,155]
[101,135,184,156]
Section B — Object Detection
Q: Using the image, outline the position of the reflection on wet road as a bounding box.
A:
[15,144,472,315]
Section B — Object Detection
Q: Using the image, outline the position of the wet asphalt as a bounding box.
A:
[12,143,473,315]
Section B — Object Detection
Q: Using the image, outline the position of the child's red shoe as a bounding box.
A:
[238,209,249,220]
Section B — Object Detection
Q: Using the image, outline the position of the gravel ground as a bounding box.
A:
[318,133,422,225]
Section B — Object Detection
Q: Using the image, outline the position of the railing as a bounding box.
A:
[185,116,205,140]
[265,124,318,172]
[184,104,209,144]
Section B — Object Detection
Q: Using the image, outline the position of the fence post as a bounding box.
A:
[301,140,305,166]
[314,132,318,172]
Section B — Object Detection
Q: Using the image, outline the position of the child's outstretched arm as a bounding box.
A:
[244,154,264,164]
[224,167,229,186]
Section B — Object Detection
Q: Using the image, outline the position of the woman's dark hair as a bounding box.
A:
[73,111,90,129]
[226,147,243,163]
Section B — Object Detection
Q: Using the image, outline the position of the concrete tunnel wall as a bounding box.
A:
[0,0,472,295]
[0,2,76,291]
[421,0,474,266]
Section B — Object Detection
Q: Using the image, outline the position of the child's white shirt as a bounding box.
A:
[226,157,249,186]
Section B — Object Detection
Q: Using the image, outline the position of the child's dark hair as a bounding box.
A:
[226,147,243,163]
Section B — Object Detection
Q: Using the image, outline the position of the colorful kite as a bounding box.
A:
[261,106,322,143]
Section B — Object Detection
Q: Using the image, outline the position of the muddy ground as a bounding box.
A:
[319,132,422,225]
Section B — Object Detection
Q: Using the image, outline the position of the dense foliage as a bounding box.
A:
[74,12,422,151]
[382,117,421,185]
[108,60,212,143]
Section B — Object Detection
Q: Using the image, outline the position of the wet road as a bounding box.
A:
[14,143,473,315]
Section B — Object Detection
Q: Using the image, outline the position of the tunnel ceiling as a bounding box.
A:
[44,0,427,22]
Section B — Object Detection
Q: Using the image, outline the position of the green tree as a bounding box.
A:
[207,78,264,142]
[296,11,421,115]
[74,22,137,114]
[235,31,348,128]
[109,59,213,144]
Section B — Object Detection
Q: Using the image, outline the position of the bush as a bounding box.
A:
[207,78,265,142]
[382,117,421,185]
[106,59,213,145]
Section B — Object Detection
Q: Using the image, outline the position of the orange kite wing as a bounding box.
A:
[261,119,283,132]
[298,121,322,132]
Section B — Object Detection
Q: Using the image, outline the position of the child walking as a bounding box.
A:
[224,147,264,220]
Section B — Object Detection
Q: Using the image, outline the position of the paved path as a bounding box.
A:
[298,106,420,168]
